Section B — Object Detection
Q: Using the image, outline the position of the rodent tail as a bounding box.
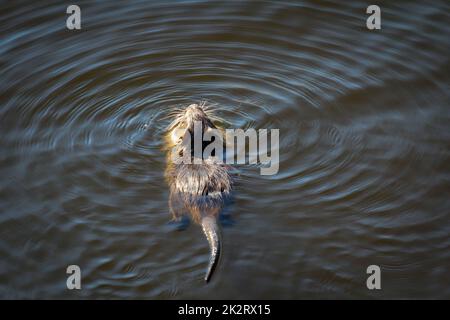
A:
[201,216,221,283]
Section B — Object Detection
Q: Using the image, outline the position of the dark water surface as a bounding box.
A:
[1,0,449,299]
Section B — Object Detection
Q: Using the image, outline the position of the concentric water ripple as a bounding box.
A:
[0,0,449,299]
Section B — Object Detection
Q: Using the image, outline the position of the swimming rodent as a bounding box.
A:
[164,103,233,283]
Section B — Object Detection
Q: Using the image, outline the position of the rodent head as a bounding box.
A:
[168,103,216,145]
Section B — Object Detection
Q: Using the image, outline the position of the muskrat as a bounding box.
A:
[164,103,233,282]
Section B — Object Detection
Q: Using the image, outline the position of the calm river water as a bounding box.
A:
[0,0,449,299]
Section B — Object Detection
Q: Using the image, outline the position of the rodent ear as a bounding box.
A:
[182,128,190,139]
[171,128,187,144]
[179,129,192,147]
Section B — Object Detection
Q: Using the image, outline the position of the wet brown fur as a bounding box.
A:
[164,103,232,282]
[164,103,232,221]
